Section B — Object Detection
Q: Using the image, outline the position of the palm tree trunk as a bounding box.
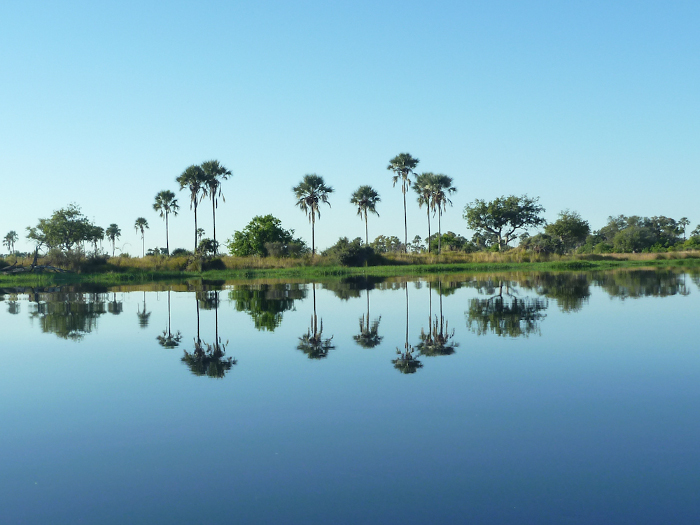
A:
[426,204,431,254]
[142,233,145,258]
[403,183,408,253]
[212,197,217,253]
[193,201,198,253]
[360,209,369,247]
[167,289,171,337]
[405,283,409,350]
[311,212,316,256]
[312,283,317,335]
[196,294,201,343]
[165,212,170,256]
[438,210,442,254]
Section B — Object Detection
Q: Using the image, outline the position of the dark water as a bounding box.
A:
[1,269,699,524]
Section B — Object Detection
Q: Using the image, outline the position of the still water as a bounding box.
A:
[1,269,699,524]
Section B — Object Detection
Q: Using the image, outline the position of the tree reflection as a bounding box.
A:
[182,290,236,378]
[7,294,20,315]
[156,289,182,348]
[526,273,590,312]
[229,283,306,331]
[353,288,382,348]
[466,280,548,337]
[417,280,458,357]
[28,291,108,341]
[393,282,422,373]
[108,292,123,315]
[298,282,334,359]
[136,291,151,328]
[592,270,690,299]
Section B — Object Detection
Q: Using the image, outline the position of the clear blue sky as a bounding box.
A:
[2,0,698,255]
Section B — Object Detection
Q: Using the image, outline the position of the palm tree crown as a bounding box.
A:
[176,165,207,252]
[293,174,333,255]
[201,160,232,250]
[387,153,419,252]
[350,185,380,245]
[153,190,179,256]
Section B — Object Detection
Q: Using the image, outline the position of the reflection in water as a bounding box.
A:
[526,273,590,313]
[229,284,306,331]
[592,270,690,299]
[298,283,335,359]
[108,293,123,315]
[26,290,113,341]
[417,280,458,357]
[156,290,182,348]
[7,294,20,315]
[181,290,236,378]
[137,291,151,328]
[354,289,382,348]
[466,280,548,338]
[393,283,422,373]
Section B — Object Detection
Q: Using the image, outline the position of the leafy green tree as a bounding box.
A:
[431,174,457,254]
[229,283,306,331]
[544,210,590,252]
[350,185,381,245]
[427,231,469,253]
[3,231,18,254]
[413,172,436,253]
[153,190,179,255]
[463,195,546,251]
[370,235,403,253]
[227,214,303,257]
[26,204,94,251]
[293,174,333,255]
[387,153,419,252]
[105,224,121,257]
[176,164,207,252]
[322,237,376,266]
[134,217,149,257]
[582,215,683,253]
[201,160,232,251]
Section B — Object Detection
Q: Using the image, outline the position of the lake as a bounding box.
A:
[1,269,699,524]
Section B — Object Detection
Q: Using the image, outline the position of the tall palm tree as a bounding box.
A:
[105,224,121,257]
[431,174,457,254]
[3,231,18,255]
[153,190,179,256]
[350,185,380,245]
[387,153,419,253]
[134,217,149,257]
[293,174,333,255]
[176,165,207,252]
[201,160,232,251]
[413,173,437,253]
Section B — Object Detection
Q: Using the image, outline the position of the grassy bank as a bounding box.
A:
[2,251,700,287]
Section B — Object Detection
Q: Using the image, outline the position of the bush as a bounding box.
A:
[171,248,192,257]
[322,237,380,266]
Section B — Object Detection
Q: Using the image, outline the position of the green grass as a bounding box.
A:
[2,256,699,287]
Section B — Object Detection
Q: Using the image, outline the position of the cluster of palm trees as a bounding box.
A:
[293,153,456,256]
[150,160,231,255]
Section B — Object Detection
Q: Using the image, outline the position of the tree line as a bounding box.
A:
[3,152,700,261]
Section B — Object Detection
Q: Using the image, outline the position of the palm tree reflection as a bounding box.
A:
[353,288,382,348]
[392,282,422,373]
[156,289,182,348]
[417,280,458,357]
[182,290,236,378]
[298,282,334,359]
[136,291,151,328]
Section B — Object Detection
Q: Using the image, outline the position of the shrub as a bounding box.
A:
[323,237,380,267]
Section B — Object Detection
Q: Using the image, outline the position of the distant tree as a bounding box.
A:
[583,215,683,253]
[431,174,457,254]
[176,164,207,253]
[3,231,18,254]
[197,228,205,243]
[387,153,419,252]
[370,235,403,253]
[544,210,590,252]
[134,217,149,257]
[105,224,121,257]
[227,215,304,257]
[463,195,546,251]
[413,173,436,253]
[153,190,179,255]
[88,225,104,255]
[679,217,690,241]
[692,225,700,238]
[201,160,232,251]
[350,185,381,245]
[26,204,94,251]
[293,174,333,255]
[410,235,424,253]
